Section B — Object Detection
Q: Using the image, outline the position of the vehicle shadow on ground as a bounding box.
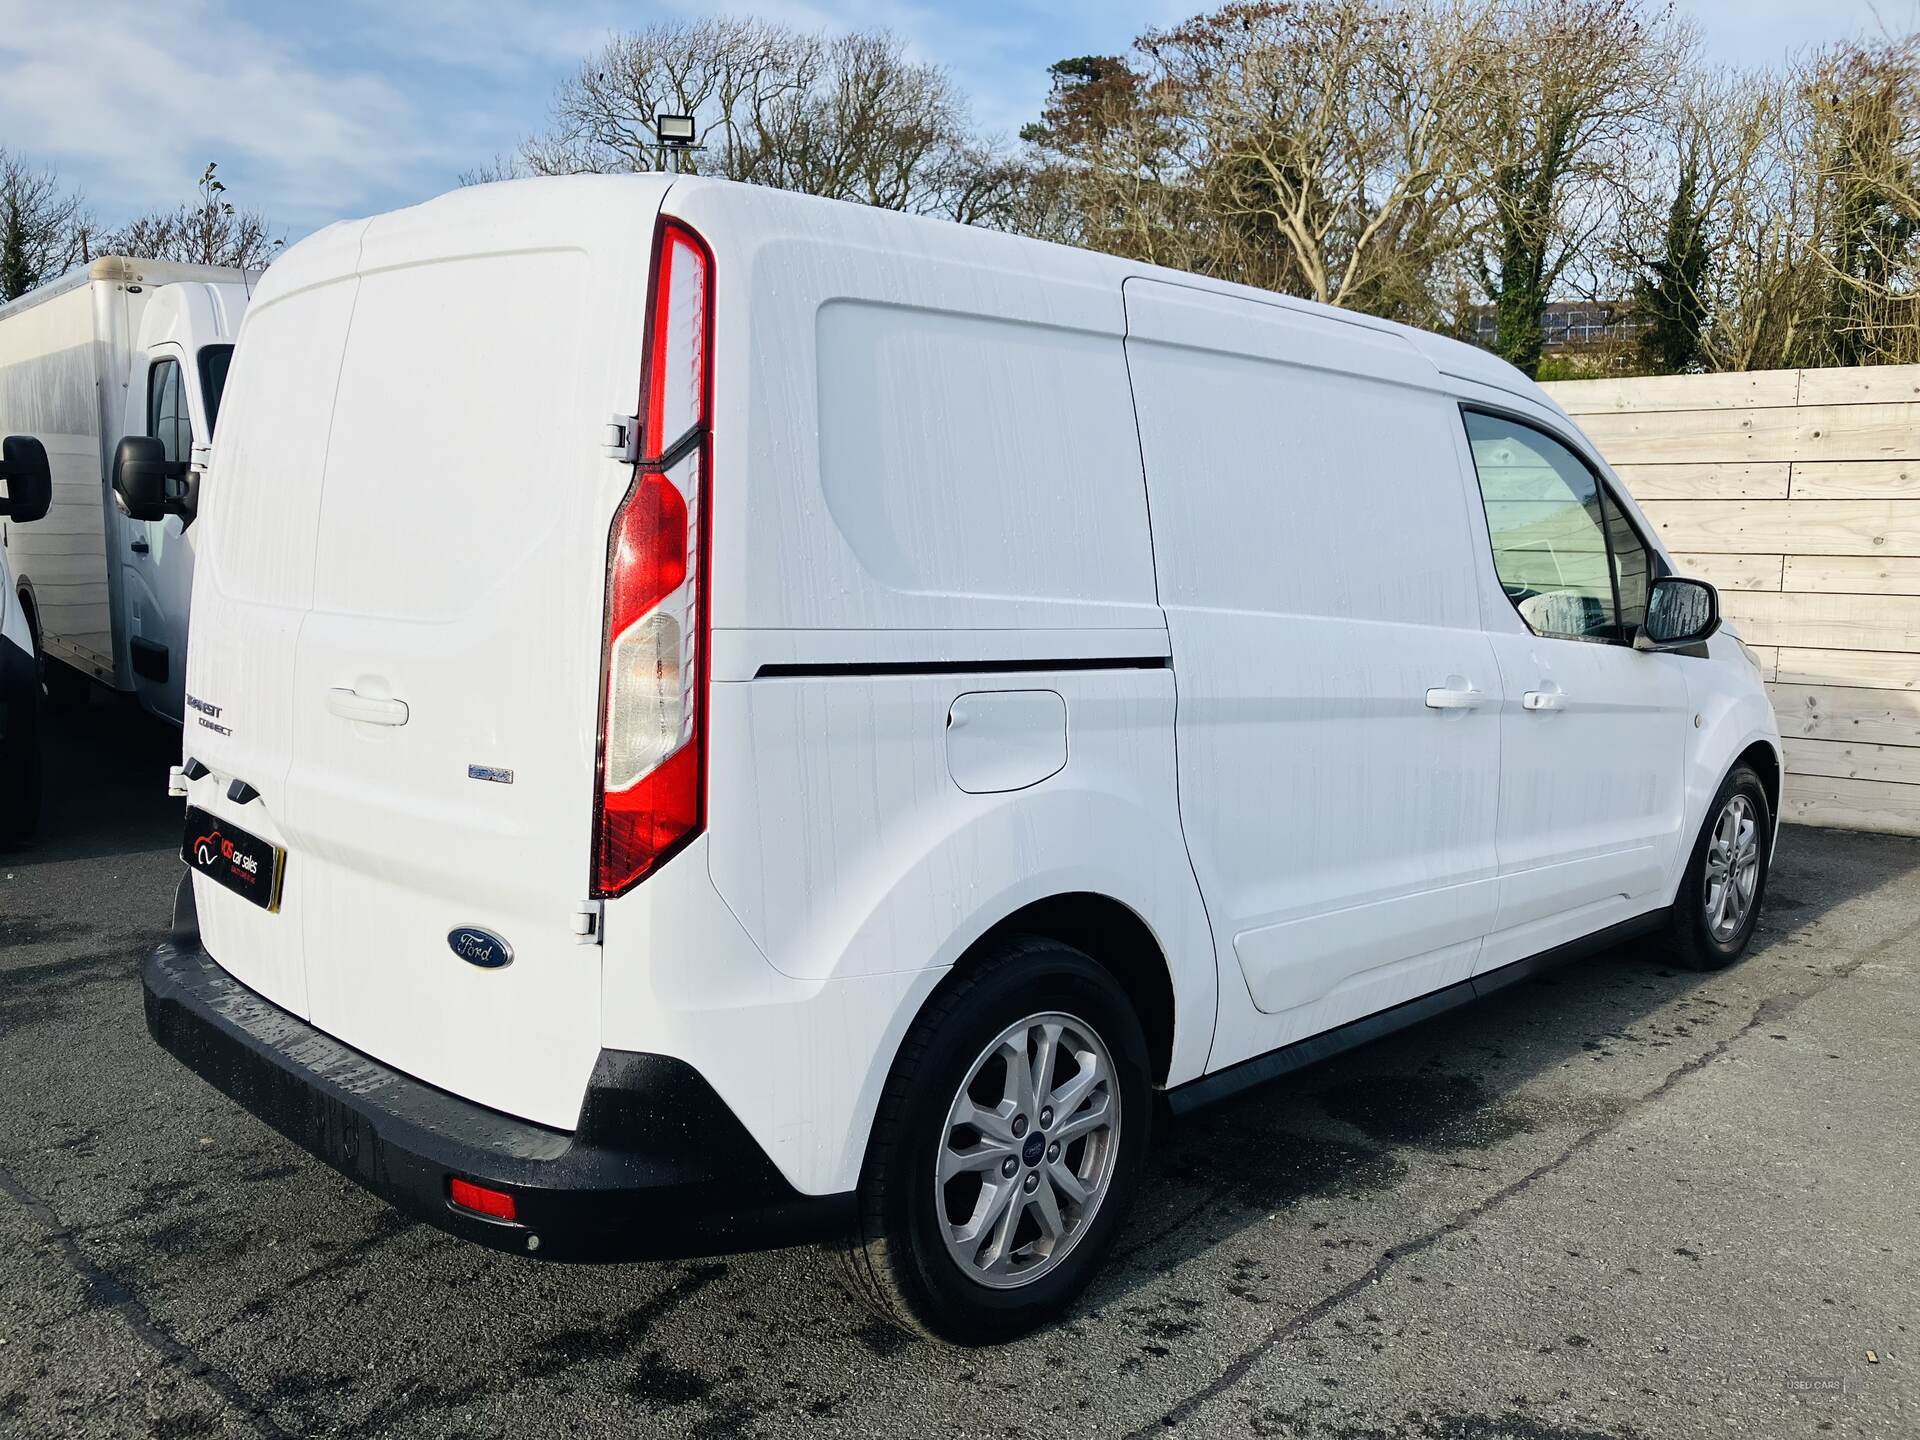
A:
[3,686,180,866]
[1082,824,1918,1321]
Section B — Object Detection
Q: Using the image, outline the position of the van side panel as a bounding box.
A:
[1123,279,1505,1073]
[613,663,1217,1196]
[640,188,1209,1190]
[665,184,1160,647]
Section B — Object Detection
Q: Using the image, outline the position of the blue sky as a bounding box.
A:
[0,0,1912,240]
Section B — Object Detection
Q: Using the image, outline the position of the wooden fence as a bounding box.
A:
[1543,365,1920,836]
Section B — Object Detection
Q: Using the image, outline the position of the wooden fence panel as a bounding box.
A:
[1546,365,1920,835]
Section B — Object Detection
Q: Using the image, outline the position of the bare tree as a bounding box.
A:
[510,19,1012,222]
[0,150,92,301]
[1135,1,1493,322]
[102,163,282,270]
[1806,34,1920,365]
[1468,0,1693,377]
[1634,72,1826,373]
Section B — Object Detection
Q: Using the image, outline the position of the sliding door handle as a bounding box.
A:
[1424,685,1485,710]
[326,688,409,726]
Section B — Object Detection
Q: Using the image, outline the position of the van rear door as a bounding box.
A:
[282,188,664,1130]
[184,182,668,1131]
[181,225,368,1019]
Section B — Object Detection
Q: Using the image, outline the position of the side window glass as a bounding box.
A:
[147,358,192,464]
[1463,410,1619,642]
[1600,486,1653,636]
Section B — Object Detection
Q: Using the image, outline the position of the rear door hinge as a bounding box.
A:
[603,414,640,464]
[571,899,604,946]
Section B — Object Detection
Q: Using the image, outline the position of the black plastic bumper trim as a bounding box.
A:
[143,874,852,1261]
[1164,908,1668,1117]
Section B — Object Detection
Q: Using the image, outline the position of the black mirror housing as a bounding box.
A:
[0,435,53,523]
[1635,576,1720,655]
[112,435,191,523]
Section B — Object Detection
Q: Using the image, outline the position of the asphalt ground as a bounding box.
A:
[2,691,1914,1439]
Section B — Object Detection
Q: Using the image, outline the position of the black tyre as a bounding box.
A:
[42,656,91,710]
[0,728,41,847]
[1662,762,1772,972]
[1,638,42,846]
[840,937,1152,1344]
[23,600,89,712]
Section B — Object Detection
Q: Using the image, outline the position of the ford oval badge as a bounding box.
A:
[449,927,513,969]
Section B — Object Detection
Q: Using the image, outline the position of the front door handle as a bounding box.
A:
[1522,688,1566,712]
[1424,685,1485,710]
[130,538,149,554]
[326,688,409,726]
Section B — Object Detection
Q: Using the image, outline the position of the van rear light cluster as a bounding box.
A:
[593,219,714,898]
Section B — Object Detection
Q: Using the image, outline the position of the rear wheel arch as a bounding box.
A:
[15,582,40,652]
[833,888,1182,1210]
[1737,739,1781,823]
[937,891,1176,1087]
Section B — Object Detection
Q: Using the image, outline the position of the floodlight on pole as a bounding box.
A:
[654,113,700,172]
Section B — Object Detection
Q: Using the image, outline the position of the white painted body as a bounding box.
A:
[178,177,1780,1198]
[0,259,251,722]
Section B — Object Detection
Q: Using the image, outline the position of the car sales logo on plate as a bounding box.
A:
[194,828,261,882]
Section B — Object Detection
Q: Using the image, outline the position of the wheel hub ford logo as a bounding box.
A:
[449,927,513,969]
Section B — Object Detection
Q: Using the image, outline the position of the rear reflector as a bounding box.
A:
[448,1177,517,1222]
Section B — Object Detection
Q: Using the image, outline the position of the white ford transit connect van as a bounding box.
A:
[142,176,1781,1343]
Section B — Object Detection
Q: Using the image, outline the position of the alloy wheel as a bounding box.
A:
[935,1011,1120,1290]
[1703,793,1762,942]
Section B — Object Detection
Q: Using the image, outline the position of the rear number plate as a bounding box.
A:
[183,805,286,913]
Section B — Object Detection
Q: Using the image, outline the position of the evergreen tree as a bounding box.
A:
[1635,161,1710,372]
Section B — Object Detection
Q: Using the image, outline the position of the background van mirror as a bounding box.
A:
[1637,576,1720,653]
[0,435,52,523]
[112,435,192,523]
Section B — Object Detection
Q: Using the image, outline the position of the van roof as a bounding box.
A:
[0,255,260,323]
[266,173,1559,417]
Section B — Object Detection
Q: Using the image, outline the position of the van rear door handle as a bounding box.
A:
[130,538,149,554]
[326,688,409,726]
[1424,685,1484,710]
[1522,688,1566,712]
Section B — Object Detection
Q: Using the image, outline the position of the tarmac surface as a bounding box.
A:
[2,691,1914,1438]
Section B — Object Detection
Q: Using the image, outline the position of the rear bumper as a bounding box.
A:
[141,875,852,1261]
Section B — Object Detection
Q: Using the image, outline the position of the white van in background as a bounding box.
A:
[142,177,1781,1343]
[0,257,253,723]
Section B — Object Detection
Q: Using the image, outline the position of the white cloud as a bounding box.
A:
[0,0,459,228]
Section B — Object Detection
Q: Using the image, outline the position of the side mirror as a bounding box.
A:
[112,436,191,523]
[1635,576,1720,655]
[0,435,52,523]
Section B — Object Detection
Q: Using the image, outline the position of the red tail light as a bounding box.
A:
[593,219,713,897]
